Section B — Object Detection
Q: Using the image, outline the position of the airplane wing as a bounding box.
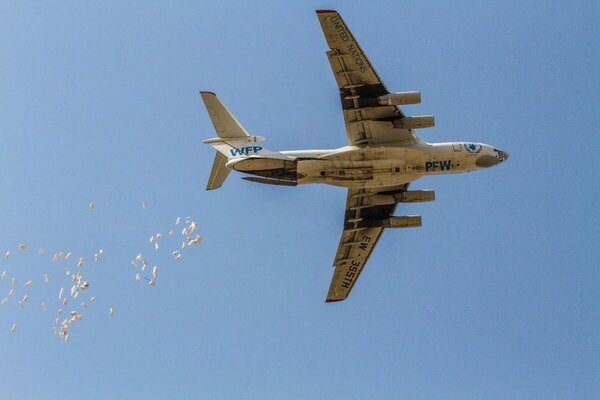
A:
[326,184,409,302]
[316,10,421,146]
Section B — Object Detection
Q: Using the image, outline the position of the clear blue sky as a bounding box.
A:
[1,1,599,399]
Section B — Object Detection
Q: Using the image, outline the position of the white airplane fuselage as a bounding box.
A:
[229,141,509,189]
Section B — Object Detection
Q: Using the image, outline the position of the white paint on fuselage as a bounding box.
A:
[281,142,507,188]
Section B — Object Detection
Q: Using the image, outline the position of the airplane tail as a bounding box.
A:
[200,91,268,190]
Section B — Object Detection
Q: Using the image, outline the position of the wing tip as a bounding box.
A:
[199,90,216,96]
[325,298,345,303]
[316,9,337,14]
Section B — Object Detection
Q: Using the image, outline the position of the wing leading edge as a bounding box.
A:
[326,185,409,302]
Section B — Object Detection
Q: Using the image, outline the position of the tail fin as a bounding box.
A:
[200,91,250,139]
[200,91,267,190]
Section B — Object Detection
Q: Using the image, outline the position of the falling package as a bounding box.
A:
[188,235,203,246]
[0,207,205,342]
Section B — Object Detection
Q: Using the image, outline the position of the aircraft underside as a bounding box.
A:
[233,158,419,188]
[230,146,425,188]
[199,10,508,302]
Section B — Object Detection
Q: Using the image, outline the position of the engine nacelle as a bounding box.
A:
[395,190,435,203]
[360,190,436,207]
[363,194,395,206]
[393,115,435,129]
[377,91,421,106]
[382,215,422,228]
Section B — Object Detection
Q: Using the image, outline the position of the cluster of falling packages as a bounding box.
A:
[1,201,203,343]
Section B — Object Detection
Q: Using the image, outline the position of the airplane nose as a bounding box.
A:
[477,149,509,167]
[497,150,509,162]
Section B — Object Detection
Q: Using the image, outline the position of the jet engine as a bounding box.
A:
[382,216,422,228]
[377,91,421,106]
[395,190,435,203]
[393,115,435,129]
[361,190,435,207]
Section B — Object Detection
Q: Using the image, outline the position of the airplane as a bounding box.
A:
[200,10,508,302]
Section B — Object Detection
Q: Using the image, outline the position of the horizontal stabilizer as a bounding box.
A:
[200,91,250,138]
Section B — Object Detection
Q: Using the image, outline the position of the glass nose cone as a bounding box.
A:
[496,150,509,161]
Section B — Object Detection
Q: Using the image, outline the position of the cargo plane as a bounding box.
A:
[200,10,508,302]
